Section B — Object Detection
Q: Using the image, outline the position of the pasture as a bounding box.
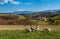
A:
[0,25,60,39]
[0,30,60,39]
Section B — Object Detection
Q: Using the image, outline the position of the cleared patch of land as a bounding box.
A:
[0,25,60,30]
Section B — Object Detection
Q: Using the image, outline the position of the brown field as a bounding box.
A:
[0,25,60,30]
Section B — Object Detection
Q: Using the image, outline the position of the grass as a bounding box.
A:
[0,30,60,39]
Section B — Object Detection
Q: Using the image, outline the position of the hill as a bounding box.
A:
[0,10,60,25]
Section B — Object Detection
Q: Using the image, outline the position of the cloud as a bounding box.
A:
[0,0,32,5]
[0,2,4,5]
[9,0,13,1]
[4,0,9,3]
[17,10,24,11]
[11,1,20,4]
[0,0,20,5]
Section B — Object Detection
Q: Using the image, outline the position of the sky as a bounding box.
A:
[0,0,60,13]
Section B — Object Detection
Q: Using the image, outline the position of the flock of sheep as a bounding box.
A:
[25,26,51,32]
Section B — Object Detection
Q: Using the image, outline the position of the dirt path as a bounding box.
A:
[0,25,60,30]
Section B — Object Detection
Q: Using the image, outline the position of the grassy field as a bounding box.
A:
[0,30,60,39]
[0,25,60,39]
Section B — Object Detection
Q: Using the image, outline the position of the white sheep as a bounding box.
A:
[25,27,35,32]
[43,28,51,32]
[35,26,40,31]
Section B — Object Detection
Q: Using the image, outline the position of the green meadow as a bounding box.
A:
[0,30,60,39]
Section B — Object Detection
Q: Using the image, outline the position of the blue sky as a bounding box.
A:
[0,0,60,13]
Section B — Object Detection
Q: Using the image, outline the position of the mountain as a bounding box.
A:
[32,10,60,18]
[44,10,60,12]
[14,11,33,14]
